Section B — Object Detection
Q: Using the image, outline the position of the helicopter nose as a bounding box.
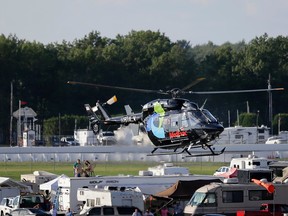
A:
[207,123,224,135]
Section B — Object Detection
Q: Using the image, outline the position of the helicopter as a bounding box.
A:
[67,78,284,157]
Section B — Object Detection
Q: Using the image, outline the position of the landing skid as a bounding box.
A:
[184,146,226,157]
[147,145,226,157]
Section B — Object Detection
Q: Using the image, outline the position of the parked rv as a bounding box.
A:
[54,165,220,214]
[213,126,270,145]
[229,155,271,170]
[184,182,288,216]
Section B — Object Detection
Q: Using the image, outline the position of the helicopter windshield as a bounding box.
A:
[191,110,208,123]
[202,109,218,123]
[186,112,201,126]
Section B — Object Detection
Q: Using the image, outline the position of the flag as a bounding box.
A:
[20,101,28,105]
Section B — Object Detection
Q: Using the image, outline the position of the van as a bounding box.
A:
[80,206,142,216]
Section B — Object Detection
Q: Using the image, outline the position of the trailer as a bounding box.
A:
[214,126,270,145]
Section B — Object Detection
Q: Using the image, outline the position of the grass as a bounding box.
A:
[0,161,229,180]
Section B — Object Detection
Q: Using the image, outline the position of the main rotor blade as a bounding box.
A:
[67,81,168,95]
[188,88,284,94]
[181,77,206,91]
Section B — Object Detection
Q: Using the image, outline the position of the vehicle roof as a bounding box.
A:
[195,182,283,193]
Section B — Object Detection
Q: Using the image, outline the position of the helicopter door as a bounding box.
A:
[168,113,189,140]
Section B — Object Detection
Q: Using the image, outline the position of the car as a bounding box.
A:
[34,140,45,146]
[50,136,61,146]
[265,136,287,144]
[60,137,80,146]
[8,208,51,216]
[80,206,142,216]
[213,166,230,176]
[97,131,116,145]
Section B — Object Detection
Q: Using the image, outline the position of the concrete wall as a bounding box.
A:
[1,144,288,163]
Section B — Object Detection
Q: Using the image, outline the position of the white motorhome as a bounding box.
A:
[77,187,144,215]
[229,155,271,170]
[184,181,288,216]
[214,125,270,145]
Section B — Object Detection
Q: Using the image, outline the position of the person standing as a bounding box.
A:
[160,207,169,216]
[144,209,154,216]
[66,208,73,216]
[73,159,83,177]
[84,160,94,177]
[132,208,142,216]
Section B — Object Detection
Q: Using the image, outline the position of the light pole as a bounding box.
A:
[256,110,260,144]
[268,76,273,135]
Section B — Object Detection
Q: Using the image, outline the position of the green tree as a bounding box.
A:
[43,115,88,137]
[273,114,288,134]
[238,113,258,127]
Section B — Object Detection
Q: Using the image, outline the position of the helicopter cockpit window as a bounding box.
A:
[192,110,207,122]
[202,109,218,123]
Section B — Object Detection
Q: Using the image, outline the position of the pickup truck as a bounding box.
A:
[0,194,49,216]
[0,197,13,216]
[237,204,288,216]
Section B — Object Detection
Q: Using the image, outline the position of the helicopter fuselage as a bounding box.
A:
[142,98,224,149]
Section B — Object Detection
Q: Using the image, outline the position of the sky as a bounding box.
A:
[1,0,288,46]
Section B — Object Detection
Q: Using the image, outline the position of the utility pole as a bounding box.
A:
[268,75,273,135]
[18,100,21,146]
[10,82,13,147]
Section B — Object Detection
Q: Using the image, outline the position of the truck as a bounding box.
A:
[77,187,144,215]
[0,193,49,216]
[237,204,288,216]
[0,187,20,205]
[0,197,14,216]
[184,182,288,216]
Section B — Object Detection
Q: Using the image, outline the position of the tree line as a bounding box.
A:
[1,31,288,144]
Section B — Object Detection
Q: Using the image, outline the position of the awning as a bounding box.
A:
[155,179,221,200]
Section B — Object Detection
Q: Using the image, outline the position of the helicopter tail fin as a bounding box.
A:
[124,105,134,115]
[84,104,101,134]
